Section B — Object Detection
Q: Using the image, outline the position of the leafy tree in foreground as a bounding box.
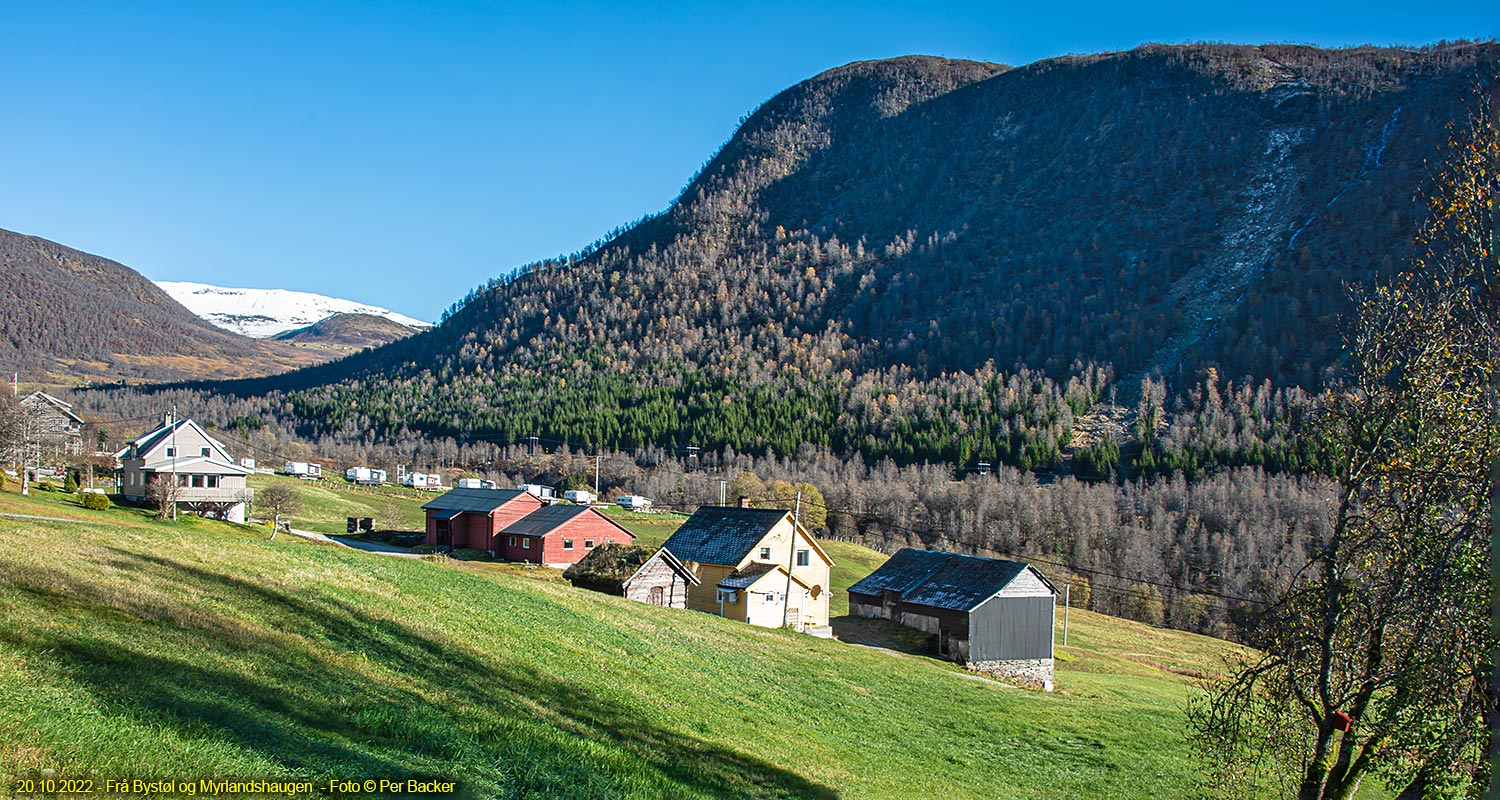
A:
[1188,96,1498,799]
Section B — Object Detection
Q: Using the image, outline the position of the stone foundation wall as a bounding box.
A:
[968,658,1054,692]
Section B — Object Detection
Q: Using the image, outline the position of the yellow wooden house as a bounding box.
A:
[661,506,834,632]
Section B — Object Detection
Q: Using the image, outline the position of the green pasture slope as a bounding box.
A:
[245,473,430,534]
[1,486,1242,799]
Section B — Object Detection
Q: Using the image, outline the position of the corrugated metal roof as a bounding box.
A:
[660,507,789,566]
[900,554,1033,612]
[846,548,953,597]
[498,504,593,537]
[421,487,525,512]
[716,562,783,589]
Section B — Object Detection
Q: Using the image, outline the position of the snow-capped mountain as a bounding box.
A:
[155,281,433,338]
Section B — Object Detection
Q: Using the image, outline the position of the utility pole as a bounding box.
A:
[977,460,991,476]
[594,453,601,496]
[783,489,801,629]
[19,406,30,496]
[718,479,726,506]
[686,445,699,473]
[170,405,178,521]
[528,434,538,456]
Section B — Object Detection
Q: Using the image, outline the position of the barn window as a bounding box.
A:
[563,539,574,550]
[758,546,771,560]
[585,539,595,549]
[508,536,516,547]
[796,549,810,567]
[522,539,530,549]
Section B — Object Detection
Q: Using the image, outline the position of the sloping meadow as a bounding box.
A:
[0,511,1216,799]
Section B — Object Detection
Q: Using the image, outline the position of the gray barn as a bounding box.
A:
[848,549,1057,690]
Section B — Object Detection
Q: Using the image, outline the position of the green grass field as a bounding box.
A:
[0,482,1260,799]
[245,473,431,534]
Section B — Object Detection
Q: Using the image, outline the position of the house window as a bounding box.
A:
[165,447,176,457]
[200,447,210,457]
[759,546,771,560]
[717,589,738,604]
[563,539,574,550]
[764,591,781,604]
[206,475,220,488]
[796,549,810,567]
[190,475,205,488]
[522,538,530,549]
[508,536,517,547]
[585,539,595,549]
[177,474,190,487]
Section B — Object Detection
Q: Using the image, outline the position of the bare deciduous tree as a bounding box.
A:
[145,475,182,519]
[256,484,301,540]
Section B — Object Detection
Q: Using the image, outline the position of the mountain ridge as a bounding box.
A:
[92,42,1500,467]
[0,228,330,383]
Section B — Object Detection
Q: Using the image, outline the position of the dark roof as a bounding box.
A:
[431,508,464,521]
[564,544,699,591]
[717,561,782,589]
[563,543,652,588]
[900,554,1035,612]
[500,505,634,539]
[422,487,526,513]
[846,548,953,598]
[660,507,789,566]
[128,418,190,456]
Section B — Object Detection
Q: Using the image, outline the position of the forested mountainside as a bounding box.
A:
[140,44,1500,468]
[0,229,328,383]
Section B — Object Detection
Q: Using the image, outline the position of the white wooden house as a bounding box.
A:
[116,417,253,522]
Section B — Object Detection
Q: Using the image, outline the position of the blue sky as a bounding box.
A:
[2,2,1495,321]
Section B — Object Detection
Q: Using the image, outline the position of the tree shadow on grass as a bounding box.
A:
[831,615,937,659]
[0,548,838,799]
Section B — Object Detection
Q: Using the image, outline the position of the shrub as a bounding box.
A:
[63,471,78,493]
[80,492,111,511]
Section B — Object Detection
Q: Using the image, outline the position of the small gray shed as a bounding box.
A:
[848,549,1057,689]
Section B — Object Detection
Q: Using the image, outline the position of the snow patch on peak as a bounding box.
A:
[156,281,433,338]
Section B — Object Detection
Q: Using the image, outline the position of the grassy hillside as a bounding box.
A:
[0,485,1260,799]
[245,473,430,534]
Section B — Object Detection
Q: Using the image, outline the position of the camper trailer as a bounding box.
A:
[284,461,323,480]
[456,477,498,490]
[402,471,443,490]
[615,495,651,511]
[562,489,597,504]
[518,483,555,500]
[345,466,387,485]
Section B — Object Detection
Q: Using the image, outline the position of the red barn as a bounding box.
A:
[496,504,636,567]
[422,488,543,552]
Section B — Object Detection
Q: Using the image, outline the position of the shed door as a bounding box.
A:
[649,586,665,606]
